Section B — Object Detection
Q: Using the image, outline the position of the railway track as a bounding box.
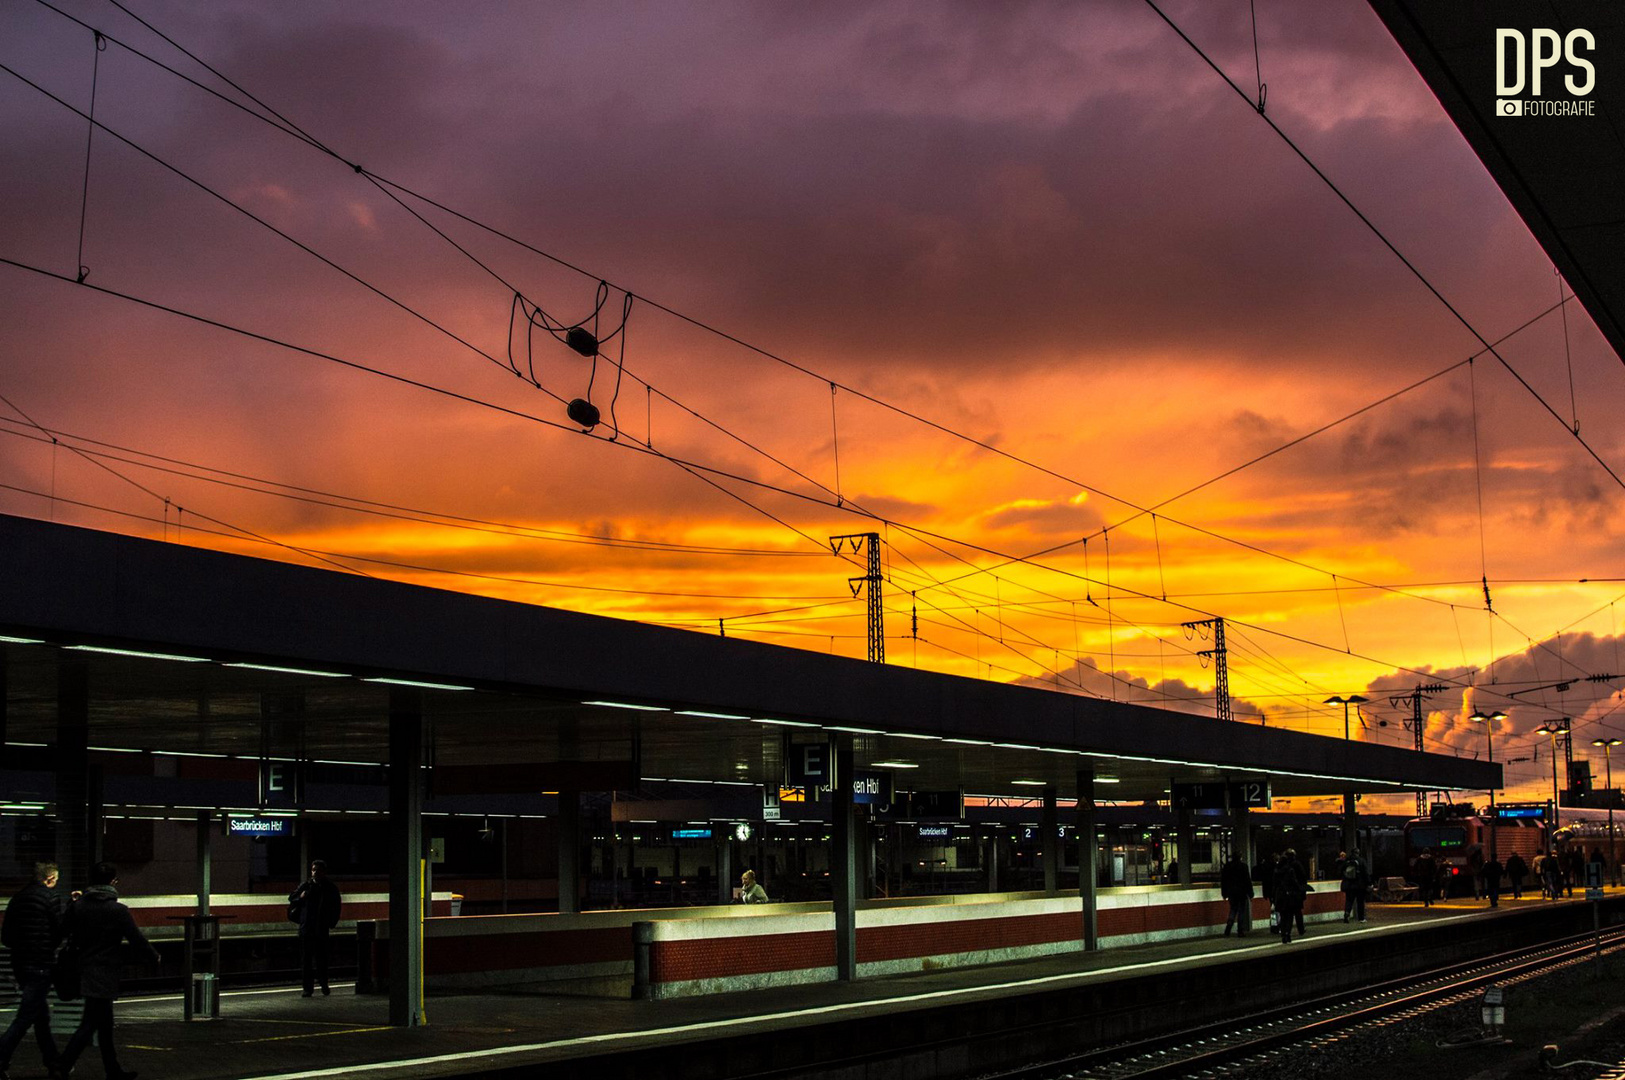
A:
[984,926,1625,1080]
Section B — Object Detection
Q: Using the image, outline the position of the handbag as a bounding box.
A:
[52,949,81,1002]
[1268,908,1280,930]
[288,899,304,924]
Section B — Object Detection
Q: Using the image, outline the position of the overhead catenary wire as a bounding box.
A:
[0,477,853,604]
[9,4,1612,721]
[1140,0,1625,492]
[74,26,106,282]
[0,392,366,580]
[9,246,1601,713]
[20,0,1605,646]
[0,418,834,558]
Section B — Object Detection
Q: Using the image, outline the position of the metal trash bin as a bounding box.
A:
[173,913,229,1020]
[191,972,219,1018]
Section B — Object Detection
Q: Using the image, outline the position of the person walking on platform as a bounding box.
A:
[1286,849,1309,935]
[1568,847,1585,897]
[1483,856,1504,907]
[289,860,343,997]
[1257,852,1279,934]
[56,862,159,1080]
[1415,848,1437,908]
[0,863,67,1080]
[1506,851,1528,899]
[1543,850,1563,900]
[1339,850,1369,923]
[1220,852,1252,936]
[1272,852,1306,945]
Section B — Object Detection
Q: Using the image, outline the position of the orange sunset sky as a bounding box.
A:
[2,1,1622,811]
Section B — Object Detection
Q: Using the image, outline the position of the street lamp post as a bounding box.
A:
[1593,738,1621,886]
[1472,710,1508,863]
[1535,722,1572,844]
[1326,694,1370,740]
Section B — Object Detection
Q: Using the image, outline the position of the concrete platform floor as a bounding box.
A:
[4,891,1608,1080]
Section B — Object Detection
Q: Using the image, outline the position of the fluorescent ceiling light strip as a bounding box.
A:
[225,662,348,678]
[161,751,232,759]
[0,635,46,645]
[888,733,940,741]
[871,761,919,769]
[1095,778,1122,784]
[582,700,669,711]
[66,644,209,663]
[312,759,381,766]
[993,742,1041,750]
[675,710,750,719]
[753,718,820,728]
[945,738,994,746]
[827,726,882,734]
[6,741,48,748]
[88,746,144,754]
[364,677,475,691]
[1010,780,1047,786]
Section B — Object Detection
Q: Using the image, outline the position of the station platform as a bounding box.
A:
[11,891,1617,1080]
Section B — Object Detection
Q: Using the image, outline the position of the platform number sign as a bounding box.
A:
[1233,780,1271,809]
[786,739,834,787]
[1171,780,1271,810]
[1587,861,1604,900]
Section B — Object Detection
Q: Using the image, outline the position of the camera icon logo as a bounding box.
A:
[1497,98,1523,116]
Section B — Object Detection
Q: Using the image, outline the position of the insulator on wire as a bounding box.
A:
[566,398,600,430]
[566,326,599,357]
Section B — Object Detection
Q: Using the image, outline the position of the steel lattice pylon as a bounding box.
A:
[1181,617,1230,724]
[829,532,884,663]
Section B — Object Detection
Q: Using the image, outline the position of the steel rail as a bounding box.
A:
[990,927,1625,1080]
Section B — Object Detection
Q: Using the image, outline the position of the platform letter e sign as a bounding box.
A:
[1496,28,1596,114]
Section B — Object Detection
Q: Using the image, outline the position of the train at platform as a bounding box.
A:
[1402,804,1624,894]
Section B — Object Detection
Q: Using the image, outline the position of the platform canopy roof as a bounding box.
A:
[0,514,1498,807]
[1371,0,1625,365]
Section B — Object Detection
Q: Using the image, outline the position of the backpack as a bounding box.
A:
[1343,862,1359,881]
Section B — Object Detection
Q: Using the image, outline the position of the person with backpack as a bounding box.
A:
[1272,850,1307,945]
[1415,848,1437,907]
[55,862,159,1080]
[1505,851,1528,899]
[1543,850,1564,900]
[1339,850,1369,923]
[0,863,67,1080]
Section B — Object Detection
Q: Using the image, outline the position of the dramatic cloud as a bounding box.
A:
[1,0,1621,744]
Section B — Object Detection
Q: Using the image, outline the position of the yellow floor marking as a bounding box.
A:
[234,1025,395,1044]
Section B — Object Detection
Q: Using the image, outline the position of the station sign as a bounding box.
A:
[1170,780,1271,810]
[672,827,714,840]
[852,770,895,806]
[916,824,953,841]
[226,816,293,838]
[1495,806,1546,819]
[763,785,781,821]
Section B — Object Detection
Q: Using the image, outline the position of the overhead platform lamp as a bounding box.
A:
[1593,738,1622,885]
[1325,695,1369,740]
[1535,722,1572,832]
[1471,709,1508,861]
